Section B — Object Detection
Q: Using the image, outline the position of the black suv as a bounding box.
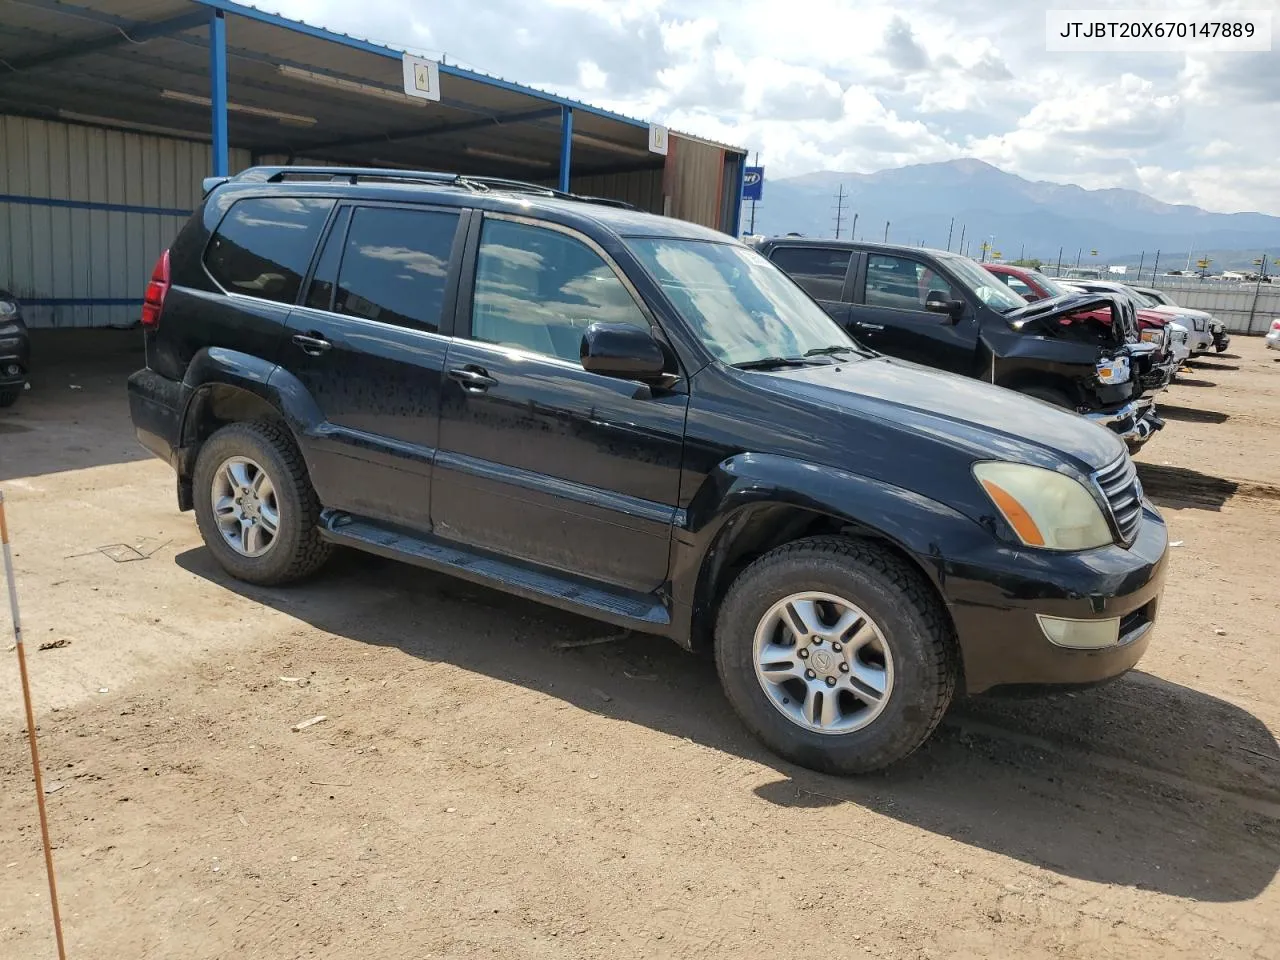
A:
[0,289,29,407]
[128,168,1168,774]
[750,238,1168,449]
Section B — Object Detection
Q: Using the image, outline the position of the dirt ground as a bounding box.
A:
[1,331,1278,960]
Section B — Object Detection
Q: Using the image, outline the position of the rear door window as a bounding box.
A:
[331,206,461,332]
[204,196,334,303]
[865,253,957,310]
[767,246,852,301]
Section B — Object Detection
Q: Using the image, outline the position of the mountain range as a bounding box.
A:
[747,160,1280,272]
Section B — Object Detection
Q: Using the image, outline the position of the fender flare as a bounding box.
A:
[672,452,981,648]
[177,347,325,470]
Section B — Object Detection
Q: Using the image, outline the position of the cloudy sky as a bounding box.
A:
[270,0,1280,214]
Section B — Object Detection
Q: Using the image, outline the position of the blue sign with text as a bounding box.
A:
[742,166,764,201]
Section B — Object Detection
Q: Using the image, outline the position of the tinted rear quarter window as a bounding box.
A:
[332,206,460,332]
[767,246,851,301]
[203,196,334,304]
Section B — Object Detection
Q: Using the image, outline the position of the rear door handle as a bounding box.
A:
[856,322,885,331]
[292,332,332,356]
[448,365,498,392]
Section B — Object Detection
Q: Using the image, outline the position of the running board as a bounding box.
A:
[318,511,671,631]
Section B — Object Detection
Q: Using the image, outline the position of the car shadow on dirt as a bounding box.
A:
[178,546,1280,903]
[1136,462,1239,510]
[0,329,149,481]
[1154,404,1230,425]
[1171,376,1218,388]
[1184,359,1241,371]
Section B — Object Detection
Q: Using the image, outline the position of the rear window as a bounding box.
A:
[767,246,851,301]
[204,196,334,304]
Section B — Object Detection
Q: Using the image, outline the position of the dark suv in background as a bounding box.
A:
[127,168,1168,774]
[0,289,30,408]
[750,238,1168,449]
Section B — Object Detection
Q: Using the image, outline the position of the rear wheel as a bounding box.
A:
[0,385,21,408]
[192,420,331,585]
[714,537,958,775]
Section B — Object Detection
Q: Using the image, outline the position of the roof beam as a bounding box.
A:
[290,107,563,154]
[0,8,210,74]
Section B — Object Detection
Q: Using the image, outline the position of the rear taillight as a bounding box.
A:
[141,249,170,329]
[1271,319,1280,333]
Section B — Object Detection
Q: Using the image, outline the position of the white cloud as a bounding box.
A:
[267,0,1280,213]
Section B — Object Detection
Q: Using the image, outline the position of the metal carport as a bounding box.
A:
[0,0,747,327]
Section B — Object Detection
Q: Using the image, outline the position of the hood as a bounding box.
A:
[751,355,1126,473]
[1000,290,1136,343]
[1146,304,1212,321]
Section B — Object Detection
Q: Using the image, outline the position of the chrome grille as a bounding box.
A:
[1093,455,1143,545]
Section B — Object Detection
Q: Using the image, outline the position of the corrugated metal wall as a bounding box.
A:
[568,169,664,215]
[664,134,727,232]
[1148,277,1280,334]
[0,115,249,329]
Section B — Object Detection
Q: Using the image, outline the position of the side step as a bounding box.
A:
[318,512,672,632]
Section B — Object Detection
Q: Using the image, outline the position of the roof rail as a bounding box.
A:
[225,166,637,210]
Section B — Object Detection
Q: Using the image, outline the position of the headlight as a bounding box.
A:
[1140,328,1164,346]
[0,300,17,318]
[973,462,1113,551]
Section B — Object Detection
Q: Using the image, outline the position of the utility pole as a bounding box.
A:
[1057,247,1063,276]
[832,184,847,239]
[946,217,955,252]
[1137,251,1145,279]
[1075,247,1083,267]
[850,213,858,242]
[1019,242,1025,263]
[884,220,890,243]
[958,224,966,258]
[1151,249,1160,285]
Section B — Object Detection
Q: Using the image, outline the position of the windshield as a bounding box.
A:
[939,255,1027,313]
[624,238,862,366]
[1025,270,1070,298]
[1129,289,1161,308]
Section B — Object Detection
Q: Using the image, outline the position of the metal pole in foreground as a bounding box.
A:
[0,491,68,960]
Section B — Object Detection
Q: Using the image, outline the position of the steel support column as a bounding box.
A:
[558,106,573,193]
[729,154,746,237]
[209,10,229,176]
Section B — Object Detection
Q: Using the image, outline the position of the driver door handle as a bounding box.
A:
[448,365,498,392]
[856,322,884,331]
[291,332,332,356]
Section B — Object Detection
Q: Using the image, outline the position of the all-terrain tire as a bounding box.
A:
[714,536,958,775]
[192,420,332,585]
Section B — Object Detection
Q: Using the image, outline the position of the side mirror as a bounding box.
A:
[580,321,668,381]
[924,291,964,320]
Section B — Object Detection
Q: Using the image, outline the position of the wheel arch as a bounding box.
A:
[176,347,323,510]
[675,454,963,665]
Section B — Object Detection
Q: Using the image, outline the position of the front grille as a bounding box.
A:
[1119,301,1140,343]
[1093,455,1143,545]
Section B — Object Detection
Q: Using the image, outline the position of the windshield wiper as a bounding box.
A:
[803,345,859,357]
[732,356,814,370]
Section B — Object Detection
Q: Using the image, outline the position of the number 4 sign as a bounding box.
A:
[402,54,442,102]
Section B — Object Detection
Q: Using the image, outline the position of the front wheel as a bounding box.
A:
[192,420,332,585]
[714,537,958,775]
[0,385,22,408]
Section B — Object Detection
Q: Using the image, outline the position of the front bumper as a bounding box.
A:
[946,503,1169,694]
[0,319,30,387]
[1267,331,1280,350]
[1083,398,1163,447]
[1189,331,1214,353]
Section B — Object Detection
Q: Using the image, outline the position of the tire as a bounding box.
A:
[1016,384,1073,409]
[714,536,958,775]
[0,385,21,408]
[192,420,332,585]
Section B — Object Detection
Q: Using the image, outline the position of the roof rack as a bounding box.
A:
[213,166,635,210]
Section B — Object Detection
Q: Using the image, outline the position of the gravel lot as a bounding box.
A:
[1,332,1278,959]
